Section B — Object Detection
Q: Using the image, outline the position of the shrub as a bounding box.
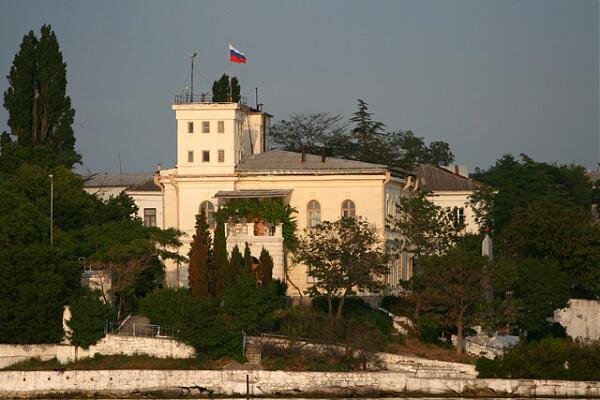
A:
[140,288,242,360]
[416,315,443,343]
[476,338,600,380]
[67,289,113,348]
[380,295,415,318]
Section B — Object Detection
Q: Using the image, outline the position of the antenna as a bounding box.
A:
[190,53,197,102]
[118,153,123,191]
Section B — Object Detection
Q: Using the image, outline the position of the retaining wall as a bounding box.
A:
[1,369,600,398]
[0,334,195,368]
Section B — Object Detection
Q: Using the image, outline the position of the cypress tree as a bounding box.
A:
[243,242,253,275]
[210,215,227,297]
[2,25,81,169]
[229,245,243,281]
[211,74,240,102]
[188,209,211,298]
[258,247,274,285]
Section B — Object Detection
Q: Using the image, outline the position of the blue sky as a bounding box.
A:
[0,0,598,173]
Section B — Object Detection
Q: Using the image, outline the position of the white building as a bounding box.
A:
[84,97,481,296]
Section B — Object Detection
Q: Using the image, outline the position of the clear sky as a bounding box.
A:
[1,0,598,173]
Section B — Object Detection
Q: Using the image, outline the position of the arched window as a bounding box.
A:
[199,201,215,226]
[341,199,356,218]
[307,200,321,228]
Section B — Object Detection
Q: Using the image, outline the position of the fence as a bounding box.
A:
[106,322,176,338]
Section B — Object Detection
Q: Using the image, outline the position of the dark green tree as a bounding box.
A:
[67,289,113,348]
[258,247,274,285]
[2,25,80,170]
[415,249,489,354]
[188,209,211,298]
[212,73,240,102]
[269,113,347,155]
[243,242,253,273]
[229,245,244,281]
[348,99,386,164]
[210,215,227,297]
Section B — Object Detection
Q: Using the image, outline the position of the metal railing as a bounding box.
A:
[106,321,176,338]
[174,93,247,105]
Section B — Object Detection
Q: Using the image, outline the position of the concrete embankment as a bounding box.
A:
[1,369,600,398]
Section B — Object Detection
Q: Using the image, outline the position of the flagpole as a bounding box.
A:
[228,42,233,102]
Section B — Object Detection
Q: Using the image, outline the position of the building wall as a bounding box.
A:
[129,191,163,229]
[428,191,479,234]
[554,299,600,341]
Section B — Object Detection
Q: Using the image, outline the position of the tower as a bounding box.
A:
[172,99,271,176]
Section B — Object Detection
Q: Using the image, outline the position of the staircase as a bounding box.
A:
[245,342,262,366]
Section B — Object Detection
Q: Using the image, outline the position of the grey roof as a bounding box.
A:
[236,150,410,177]
[84,172,155,189]
[415,164,481,192]
[214,189,292,199]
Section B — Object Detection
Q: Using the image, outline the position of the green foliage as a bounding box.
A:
[216,198,298,250]
[414,249,489,353]
[270,102,454,170]
[188,210,211,298]
[2,25,80,170]
[225,277,286,333]
[476,338,600,380]
[258,247,274,285]
[415,315,443,343]
[140,288,242,359]
[388,190,465,259]
[209,216,227,297]
[380,295,416,318]
[0,244,79,343]
[211,74,240,102]
[295,217,388,324]
[67,289,113,348]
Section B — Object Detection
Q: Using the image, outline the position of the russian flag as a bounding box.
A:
[229,43,247,64]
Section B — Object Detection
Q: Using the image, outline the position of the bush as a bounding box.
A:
[380,295,415,318]
[224,277,286,333]
[67,289,113,348]
[416,315,443,343]
[139,288,242,360]
[476,338,600,380]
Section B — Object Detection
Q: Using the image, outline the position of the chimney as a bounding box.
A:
[321,148,327,162]
[301,151,306,163]
[155,163,162,174]
[454,165,459,174]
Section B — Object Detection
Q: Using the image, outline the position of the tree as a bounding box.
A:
[2,25,80,170]
[348,99,386,164]
[294,217,387,332]
[415,249,488,354]
[67,289,113,348]
[188,210,211,298]
[212,73,240,102]
[388,190,464,259]
[258,247,274,285]
[270,113,348,155]
[210,215,227,297]
[229,245,244,281]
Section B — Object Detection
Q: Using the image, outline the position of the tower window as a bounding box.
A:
[218,150,225,162]
[199,201,215,226]
[187,151,194,163]
[202,151,210,162]
[218,121,225,133]
[202,121,210,133]
[187,121,194,133]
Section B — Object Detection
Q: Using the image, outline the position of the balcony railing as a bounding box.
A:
[174,93,247,105]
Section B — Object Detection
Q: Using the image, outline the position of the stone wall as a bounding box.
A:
[2,369,600,398]
[0,334,195,368]
[554,298,600,341]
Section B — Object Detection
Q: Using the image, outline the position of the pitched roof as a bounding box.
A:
[83,172,157,190]
[236,150,410,177]
[415,164,480,192]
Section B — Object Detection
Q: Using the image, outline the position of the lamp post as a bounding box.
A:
[49,174,54,247]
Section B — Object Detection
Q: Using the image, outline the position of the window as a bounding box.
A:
[143,208,156,227]
[455,207,465,225]
[199,201,215,226]
[202,121,210,133]
[341,199,356,218]
[187,121,194,133]
[307,200,321,228]
[187,151,194,163]
[202,151,210,162]
[218,120,225,133]
[218,149,225,162]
